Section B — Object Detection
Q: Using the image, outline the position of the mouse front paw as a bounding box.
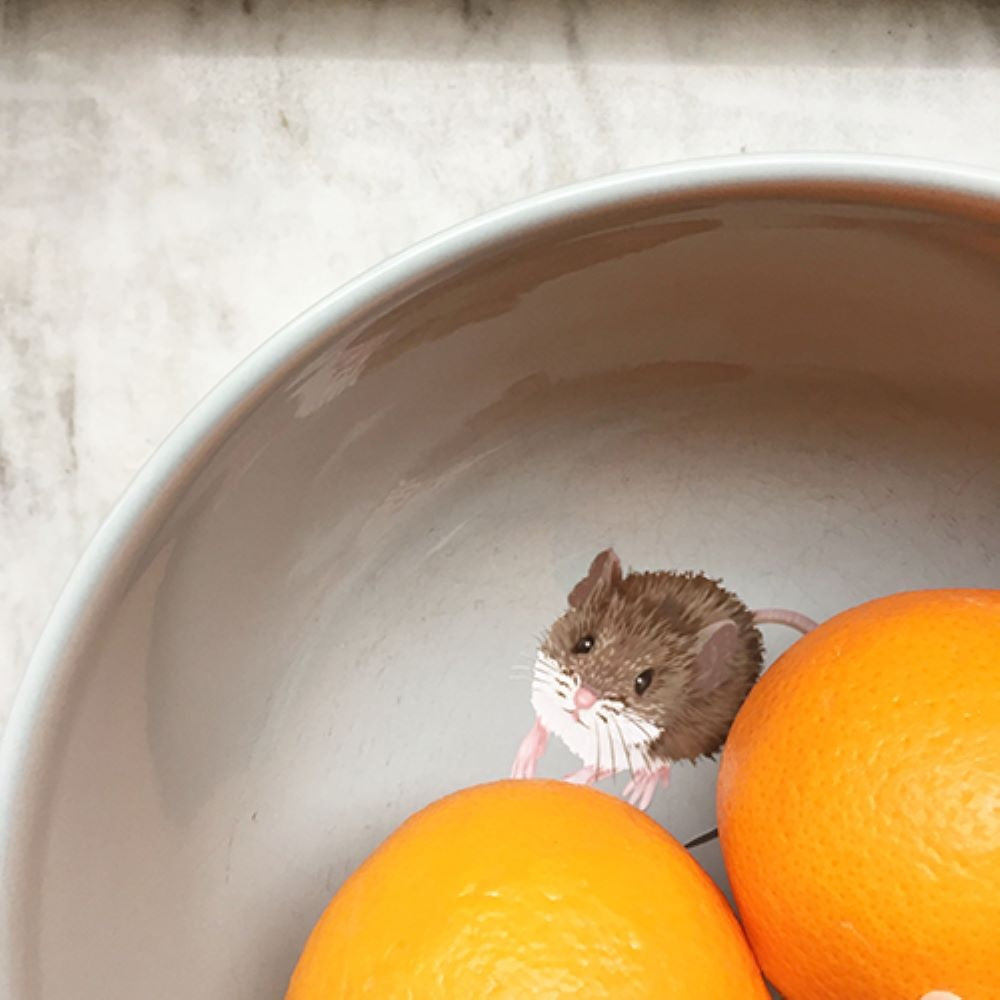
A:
[622,764,671,811]
[510,717,549,779]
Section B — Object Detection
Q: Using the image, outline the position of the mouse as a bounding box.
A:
[510,548,817,811]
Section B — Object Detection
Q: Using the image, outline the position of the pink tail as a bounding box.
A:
[752,608,818,635]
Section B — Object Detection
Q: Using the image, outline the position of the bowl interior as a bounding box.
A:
[10,175,1000,998]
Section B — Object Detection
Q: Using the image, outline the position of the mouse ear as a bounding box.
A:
[567,548,623,609]
[691,619,740,691]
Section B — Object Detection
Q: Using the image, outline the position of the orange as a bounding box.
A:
[287,779,768,998]
[717,589,1000,1000]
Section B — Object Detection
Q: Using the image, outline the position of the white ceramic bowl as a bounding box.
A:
[2,156,1000,1000]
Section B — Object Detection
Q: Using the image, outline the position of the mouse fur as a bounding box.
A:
[539,551,764,764]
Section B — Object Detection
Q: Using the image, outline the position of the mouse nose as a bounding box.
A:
[574,685,599,710]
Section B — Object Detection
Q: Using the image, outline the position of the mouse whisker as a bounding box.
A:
[530,681,557,703]
[625,711,661,744]
[632,738,653,773]
[627,732,646,775]
[634,727,657,749]
[610,714,635,780]
[533,685,562,706]
[604,714,618,781]
[531,659,569,688]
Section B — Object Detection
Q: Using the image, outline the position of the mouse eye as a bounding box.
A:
[634,669,654,696]
[572,635,595,655]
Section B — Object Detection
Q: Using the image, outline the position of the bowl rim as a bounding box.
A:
[3,152,1000,995]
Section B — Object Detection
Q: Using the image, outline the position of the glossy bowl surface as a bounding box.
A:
[2,155,1000,999]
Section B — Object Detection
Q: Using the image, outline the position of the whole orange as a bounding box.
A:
[718,589,1000,1000]
[287,779,768,998]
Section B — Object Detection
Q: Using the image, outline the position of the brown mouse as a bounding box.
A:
[510,548,816,810]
